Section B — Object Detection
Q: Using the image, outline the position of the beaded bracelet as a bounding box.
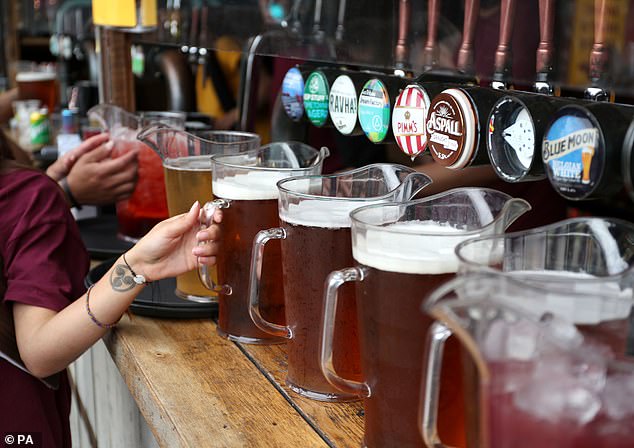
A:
[85,285,120,329]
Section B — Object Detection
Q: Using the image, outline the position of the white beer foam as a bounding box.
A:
[506,270,633,324]
[354,220,476,274]
[213,170,289,200]
[16,72,56,82]
[281,198,382,229]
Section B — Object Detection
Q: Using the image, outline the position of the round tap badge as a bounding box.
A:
[281,67,305,122]
[328,74,358,135]
[487,96,537,181]
[426,88,477,169]
[542,105,605,200]
[303,71,329,127]
[392,84,430,157]
[358,78,390,143]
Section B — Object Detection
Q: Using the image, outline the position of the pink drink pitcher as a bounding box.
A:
[422,273,634,448]
[87,105,186,242]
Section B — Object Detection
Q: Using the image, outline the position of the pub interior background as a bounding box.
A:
[3,0,634,446]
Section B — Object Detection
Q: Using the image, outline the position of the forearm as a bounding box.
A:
[0,88,18,124]
[15,253,145,377]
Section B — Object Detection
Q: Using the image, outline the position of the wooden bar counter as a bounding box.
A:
[91,314,365,447]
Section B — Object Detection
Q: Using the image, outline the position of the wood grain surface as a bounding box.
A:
[102,316,351,447]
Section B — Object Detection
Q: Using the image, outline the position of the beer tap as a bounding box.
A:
[187,3,200,71]
[584,0,612,102]
[422,0,440,72]
[394,0,411,76]
[491,0,516,90]
[392,0,480,158]
[456,0,480,77]
[428,0,530,170]
[335,0,347,42]
[534,0,556,95]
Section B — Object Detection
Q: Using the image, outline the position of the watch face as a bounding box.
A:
[487,96,536,181]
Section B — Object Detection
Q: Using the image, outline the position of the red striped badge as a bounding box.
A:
[391,85,430,157]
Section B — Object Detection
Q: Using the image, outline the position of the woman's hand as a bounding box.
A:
[46,133,110,181]
[125,201,222,282]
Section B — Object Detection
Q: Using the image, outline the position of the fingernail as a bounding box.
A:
[105,141,114,151]
[190,201,199,212]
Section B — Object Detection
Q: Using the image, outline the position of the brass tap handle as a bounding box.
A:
[536,0,555,77]
[457,0,480,75]
[492,0,517,87]
[395,0,411,68]
[589,0,609,83]
[422,0,441,70]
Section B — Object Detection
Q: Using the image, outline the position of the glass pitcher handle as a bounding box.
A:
[248,228,292,339]
[198,199,232,295]
[319,267,371,398]
[420,321,453,448]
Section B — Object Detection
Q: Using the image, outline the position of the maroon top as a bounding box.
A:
[0,169,89,448]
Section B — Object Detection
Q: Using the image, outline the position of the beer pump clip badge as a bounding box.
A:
[392,84,431,157]
[303,71,330,127]
[542,106,605,200]
[487,96,537,181]
[358,79,391,143]
[427,89,477,169]
[281,67,305,122]
[329,75,358,135]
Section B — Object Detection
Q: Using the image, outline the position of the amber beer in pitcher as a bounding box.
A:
[200,142,329,342]
[249,164,432,400]
[164,156,216,299]
[213,171,289,342]
[139,126,262,302]
[280,201,363,396]
[320,189,531,447]
[353,221,470,448]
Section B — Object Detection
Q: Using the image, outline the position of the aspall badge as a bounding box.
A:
[328,75,358,135]
[303,71,329,127]
[392,85,430,157]
[542,106,604,200]
[281,67,305,122]
[358,78,390,143]
[426,89,477,169]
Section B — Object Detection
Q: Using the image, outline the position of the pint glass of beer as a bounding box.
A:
[138,125,261,303]
[88,105,188,242]
[320,188,531,446]
[455,217,634,355]
[199,142,329,342]
[16,63,59,112]
[249,164,432,401]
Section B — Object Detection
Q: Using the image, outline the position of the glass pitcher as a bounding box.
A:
[422,273,634,448]
[248,164,433,402]
[137,125,261,303]
[455,217,634,356]
[320,188,531,447]
[87,105,187,242]
[198,142,330,341]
